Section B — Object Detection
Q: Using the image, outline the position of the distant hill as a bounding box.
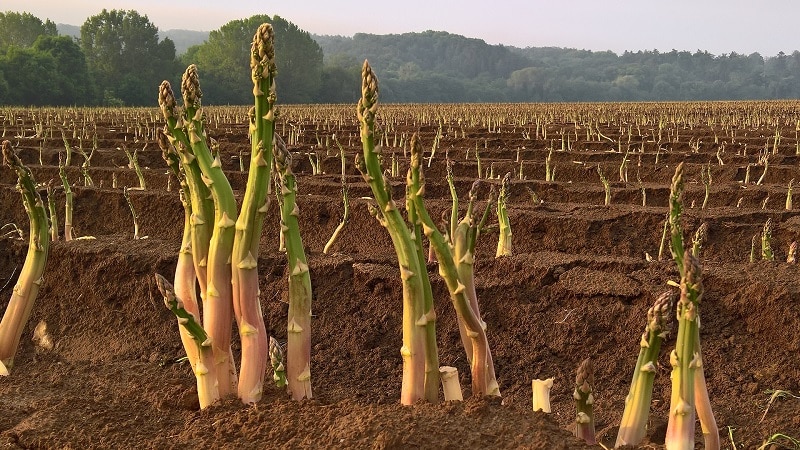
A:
[56,23,208,55]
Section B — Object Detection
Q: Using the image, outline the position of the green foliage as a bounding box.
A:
[184,15,322,104]
[81,9,178,105]
[0,47,60,105]
[32,35,93,104]
[0,12,57,51]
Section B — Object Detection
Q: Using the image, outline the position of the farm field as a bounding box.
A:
[1,101,799,449]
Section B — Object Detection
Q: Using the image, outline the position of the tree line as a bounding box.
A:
[1,10,800,106]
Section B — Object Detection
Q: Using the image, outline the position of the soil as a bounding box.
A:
[1,102,800,449]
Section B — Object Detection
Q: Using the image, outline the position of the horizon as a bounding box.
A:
[4,0,800,57]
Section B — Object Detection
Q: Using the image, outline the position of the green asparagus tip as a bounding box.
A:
[251,23,276,76]
[273,134,290,172]
[576,358,593,394]
[671,162,684,200]
[410,133,422,170]
[158,81,178,121]
[181,65,202,109]
[357,60,379,125]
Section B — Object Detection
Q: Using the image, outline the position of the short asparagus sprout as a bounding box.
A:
[787,241,797,264]
[269,336,287,388]
[496,172,512,257]
[616,291,674,447]
[701,164,711,209]
[532,378,554,413]
[786,179,794,210]
[691,222,708,258]
[439,366,463,401]
[574,358,596,445]
[122,187,142,240]
[0,141,51,370]
[324,136,349,254]
[154,273,218,409]
[122,145,146,190]
[58,160,74,241]
[750,234,759,263]
[762,218,774,261]
[545,148,554,181]
[597,164,610,206]
[45,181,58,242]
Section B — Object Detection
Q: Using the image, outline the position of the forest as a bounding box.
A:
[1,9,800,105]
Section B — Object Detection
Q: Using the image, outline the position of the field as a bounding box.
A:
[1,101,800,449]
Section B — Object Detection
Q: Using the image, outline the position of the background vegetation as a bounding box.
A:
[1,9,800,105]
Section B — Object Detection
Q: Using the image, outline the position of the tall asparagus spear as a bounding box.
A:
[409,134,499,398]
[157,130,200,372]
[274,135,313,400]
[357,60,428,404]
[0,140,50,370]
[615,291,674,447]
[181,65,238,396]
[230,22,275,404]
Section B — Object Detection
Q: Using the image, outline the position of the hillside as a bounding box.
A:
[56,23,208,55]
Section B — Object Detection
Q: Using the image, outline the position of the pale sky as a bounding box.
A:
[4,0,799,56]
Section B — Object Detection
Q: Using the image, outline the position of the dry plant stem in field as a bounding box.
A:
[495,172,512,257]
[357,60,428,405]
[410,134,499,398]
[181,65,238,396]
[323,136,350,254]
[155,274,217,408]
[274,136,313,400]
[615,292,674,447]
[230,23,275,403]
[45,182,58,242]
[574,358,596,445]
[0,141,50,370]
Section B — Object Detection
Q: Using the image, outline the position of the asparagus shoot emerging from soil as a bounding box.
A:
[616,291,674,448]
[357,60,428,405]
[691,222,708,259]
[439,366,462,401]
[230,23,276,404]
[324,136,349,254]
[122,187,141,239]
[0,141,50,370]
[45,181,58,242]
[574,358,596,445]
[269,336,287,388]
[274,135,313,400]
[495,172,512,257]
[762,218,774,261]
[154,273,218,409]
[123,145,146,190]
[788,241,797,264]
[665,251,703,450]
[181,64,238,397]
[58,161,73,241]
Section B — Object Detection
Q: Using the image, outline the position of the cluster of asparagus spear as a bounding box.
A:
[154,23,312,407]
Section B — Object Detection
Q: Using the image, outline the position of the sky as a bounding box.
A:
[4,0,799,56]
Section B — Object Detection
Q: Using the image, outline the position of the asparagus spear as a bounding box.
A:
[274,135,313,400]
[181,64,238,396]
[231,22,275,404]
[615,292,674,447]
[0,141,50,369]
[495,172,512,257]
[357,60,428,404]
[409,134,498,398]
[157,130,200,372]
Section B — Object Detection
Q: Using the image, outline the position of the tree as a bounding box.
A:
[0,47,59,105]
[81,9,178,105]
[184,15,323,104]
[33,35,93,105]
[0,12,57,51]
